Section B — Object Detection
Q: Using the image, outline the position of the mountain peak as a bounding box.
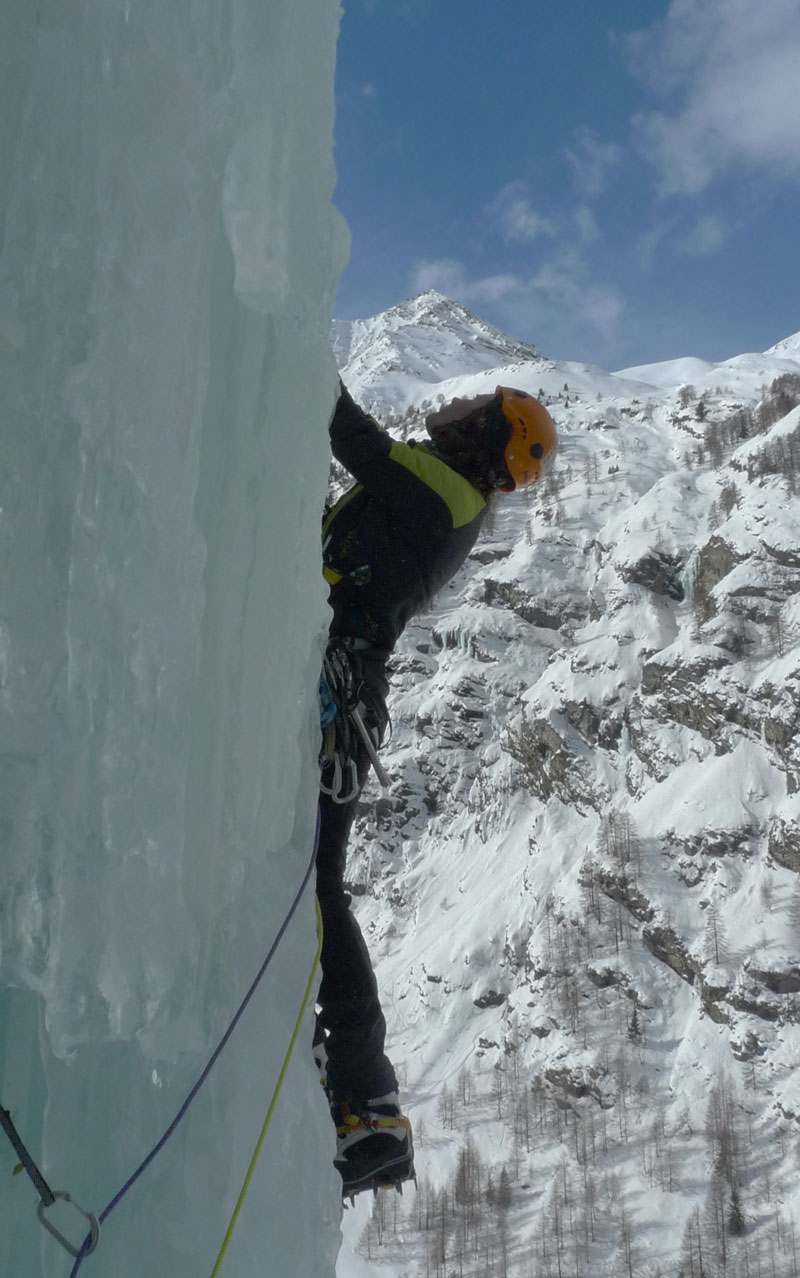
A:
[387,288,489,325]
[332,291,544,417]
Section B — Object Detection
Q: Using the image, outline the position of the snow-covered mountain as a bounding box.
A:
[333,296,800,1277]
[332,290,544,418]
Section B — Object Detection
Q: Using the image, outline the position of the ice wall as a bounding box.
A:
[0,2,348,1274]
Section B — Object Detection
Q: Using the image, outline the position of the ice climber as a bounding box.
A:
[315,381,558,1197]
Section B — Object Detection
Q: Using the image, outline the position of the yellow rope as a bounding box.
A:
[209,894,324,1278]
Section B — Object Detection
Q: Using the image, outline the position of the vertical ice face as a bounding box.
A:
[0,2,347,1274]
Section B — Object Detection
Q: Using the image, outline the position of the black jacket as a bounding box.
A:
[323,386,488,653]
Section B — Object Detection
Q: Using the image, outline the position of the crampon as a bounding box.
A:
[341,1153,417,1205]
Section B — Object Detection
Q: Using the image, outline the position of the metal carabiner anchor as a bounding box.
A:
[37,1190,100,1259]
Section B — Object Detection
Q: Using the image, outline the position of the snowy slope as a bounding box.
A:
[615,348,800,397]
[332,296,800,1278]
[767,331,800,359]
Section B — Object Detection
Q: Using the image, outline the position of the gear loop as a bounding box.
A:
[320,639,387,802]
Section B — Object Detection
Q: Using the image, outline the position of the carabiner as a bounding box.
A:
[37,1191,100,1259]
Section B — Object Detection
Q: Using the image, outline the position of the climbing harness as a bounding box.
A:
[2,812,320,1274]
[208,894,323,1277]
[322,531,372,587]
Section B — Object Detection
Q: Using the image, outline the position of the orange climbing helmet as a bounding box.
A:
[495,386,557,491]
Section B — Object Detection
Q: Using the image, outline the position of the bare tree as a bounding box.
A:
[678,1206,705,1278]
[704,906,729,966]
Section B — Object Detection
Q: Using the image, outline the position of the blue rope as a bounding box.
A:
[67,811,320,1275]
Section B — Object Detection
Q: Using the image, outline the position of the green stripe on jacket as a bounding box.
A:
[388,441,485,529]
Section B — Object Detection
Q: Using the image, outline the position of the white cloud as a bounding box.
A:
[504,199,555,243]
[677,214,729,256]
[629,0,800,193]
[565,129,623,195]
[531,251,623,337]
[410,258,465,296]
[471,274,523,303]
[410,251,622,345]
[634,218,678,272]
[410,259,520,304]
[574,206,600,246]
[492,183,556,243]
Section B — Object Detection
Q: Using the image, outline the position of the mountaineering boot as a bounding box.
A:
[332,1092,415,1199]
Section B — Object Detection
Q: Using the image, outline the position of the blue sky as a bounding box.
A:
[333,0,800,369]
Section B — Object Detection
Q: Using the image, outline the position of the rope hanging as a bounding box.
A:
[67,814,320,1275]
[208,894,324,1277]
[1,811,321,1273]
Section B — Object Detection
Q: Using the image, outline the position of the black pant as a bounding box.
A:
[315,650,397,1107]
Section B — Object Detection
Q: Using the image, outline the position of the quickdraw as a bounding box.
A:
[0,1106,100,1260]
[319,643,390,801]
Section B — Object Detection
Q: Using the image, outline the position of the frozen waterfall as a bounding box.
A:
[1,2,348,1274]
